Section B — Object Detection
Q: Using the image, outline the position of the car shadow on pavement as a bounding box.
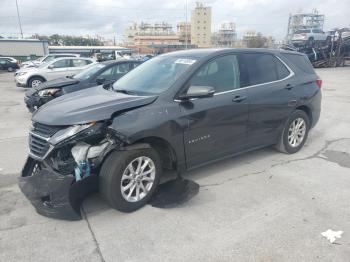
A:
[82,146,278,217]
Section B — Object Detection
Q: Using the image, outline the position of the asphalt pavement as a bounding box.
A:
[1,68,350,262]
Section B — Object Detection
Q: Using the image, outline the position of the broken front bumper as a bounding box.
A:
[24,95,52,113]
[19,157,98,220]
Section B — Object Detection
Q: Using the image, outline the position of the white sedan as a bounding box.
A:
[15,57,95,88]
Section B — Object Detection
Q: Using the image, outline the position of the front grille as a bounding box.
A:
[29,122,64,159]
[29,134,51,158]
[32,122,62,138]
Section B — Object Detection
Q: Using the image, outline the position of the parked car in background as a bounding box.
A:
[1,56,18,63]
[292,29,330,45]
[19,48,322,220]
[21,53,80,68]
[0,57,20,72]
[15,57,94,88]
[24,59,142,112]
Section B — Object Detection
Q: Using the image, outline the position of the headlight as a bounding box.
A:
[38,88,60,97]
[49,122,96,145]
[17,72,27,76]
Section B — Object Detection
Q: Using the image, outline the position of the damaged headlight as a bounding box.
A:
[38,88,60,97]
[49,122,97,145]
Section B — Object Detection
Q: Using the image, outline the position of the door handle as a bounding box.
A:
[232,95,246,103]
[285,83,295,90]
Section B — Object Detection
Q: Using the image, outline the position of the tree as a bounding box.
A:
[246,33,268,48]
[31,34,104,46]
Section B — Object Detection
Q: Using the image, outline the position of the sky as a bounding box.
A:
[0,0,349,42]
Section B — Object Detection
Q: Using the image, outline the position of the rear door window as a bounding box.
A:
[52,59,70,68]
[295,29,311,34]
[239,53,291,86]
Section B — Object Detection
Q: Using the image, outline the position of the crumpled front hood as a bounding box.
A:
[36,77,80,90]
[25,77,80,97]
[32,86,158,125]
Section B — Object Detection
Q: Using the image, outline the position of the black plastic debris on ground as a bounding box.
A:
[150,177,199,208]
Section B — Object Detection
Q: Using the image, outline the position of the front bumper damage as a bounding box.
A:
[24,95,52,113]
[19,157,98,220]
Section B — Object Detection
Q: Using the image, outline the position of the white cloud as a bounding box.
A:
[0,0,349,40]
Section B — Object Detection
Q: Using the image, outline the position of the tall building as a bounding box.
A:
[177,22,191,45]
[191,2,212,47]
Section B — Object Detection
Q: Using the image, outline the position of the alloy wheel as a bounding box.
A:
[287,117,306,147]
[31,79,42,88]
[120,156,156,202]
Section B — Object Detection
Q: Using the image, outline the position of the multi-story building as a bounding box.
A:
[123,22,175,45]
[242,30,257,45]
[212,22,237,47]
[123,22,138,45]
[177,22,191,45]
[191,2,212,47]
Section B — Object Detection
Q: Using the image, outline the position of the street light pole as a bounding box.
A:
[185,0,188,49]
[15,0,23,38]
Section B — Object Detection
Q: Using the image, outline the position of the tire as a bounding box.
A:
[99,147,161,212]
[28,76,45,88]
[275,110,310,154]
[7,67,14,72]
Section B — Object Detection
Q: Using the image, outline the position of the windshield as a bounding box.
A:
[74,63,105,80]
[38,61,50,69]
[42,56,55,63]
[112,55,196,95]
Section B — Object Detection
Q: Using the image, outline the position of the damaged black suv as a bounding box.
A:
[20,48,322,220]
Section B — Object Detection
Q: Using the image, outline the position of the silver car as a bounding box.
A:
[21,53,80,68]
[292,29,330,45]
[15,57,95,88]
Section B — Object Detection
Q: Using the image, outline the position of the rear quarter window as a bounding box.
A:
[282,53,315,74]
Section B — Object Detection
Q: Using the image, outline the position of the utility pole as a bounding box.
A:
[15,0,23,38]
[185,0,188,49]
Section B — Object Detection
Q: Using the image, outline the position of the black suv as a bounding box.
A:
[19,48,322,220]
[24,60,142,112]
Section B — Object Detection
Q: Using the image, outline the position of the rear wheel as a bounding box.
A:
[28,76,45,88]
[276,110,310,154]
[99,147,161,212]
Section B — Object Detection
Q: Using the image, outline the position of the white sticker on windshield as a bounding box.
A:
[175,58,196,65]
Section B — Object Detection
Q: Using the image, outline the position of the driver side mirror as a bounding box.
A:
[48,64,54,69]
[96,77,106,84]
[179,85,215,100]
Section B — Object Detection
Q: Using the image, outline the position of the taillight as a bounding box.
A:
[316,79,322,89]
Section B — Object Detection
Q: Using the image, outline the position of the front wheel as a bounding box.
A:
[99,147,161,212]
[7,66,14,72]
[28,77,45,88]
[276,110,310,154]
